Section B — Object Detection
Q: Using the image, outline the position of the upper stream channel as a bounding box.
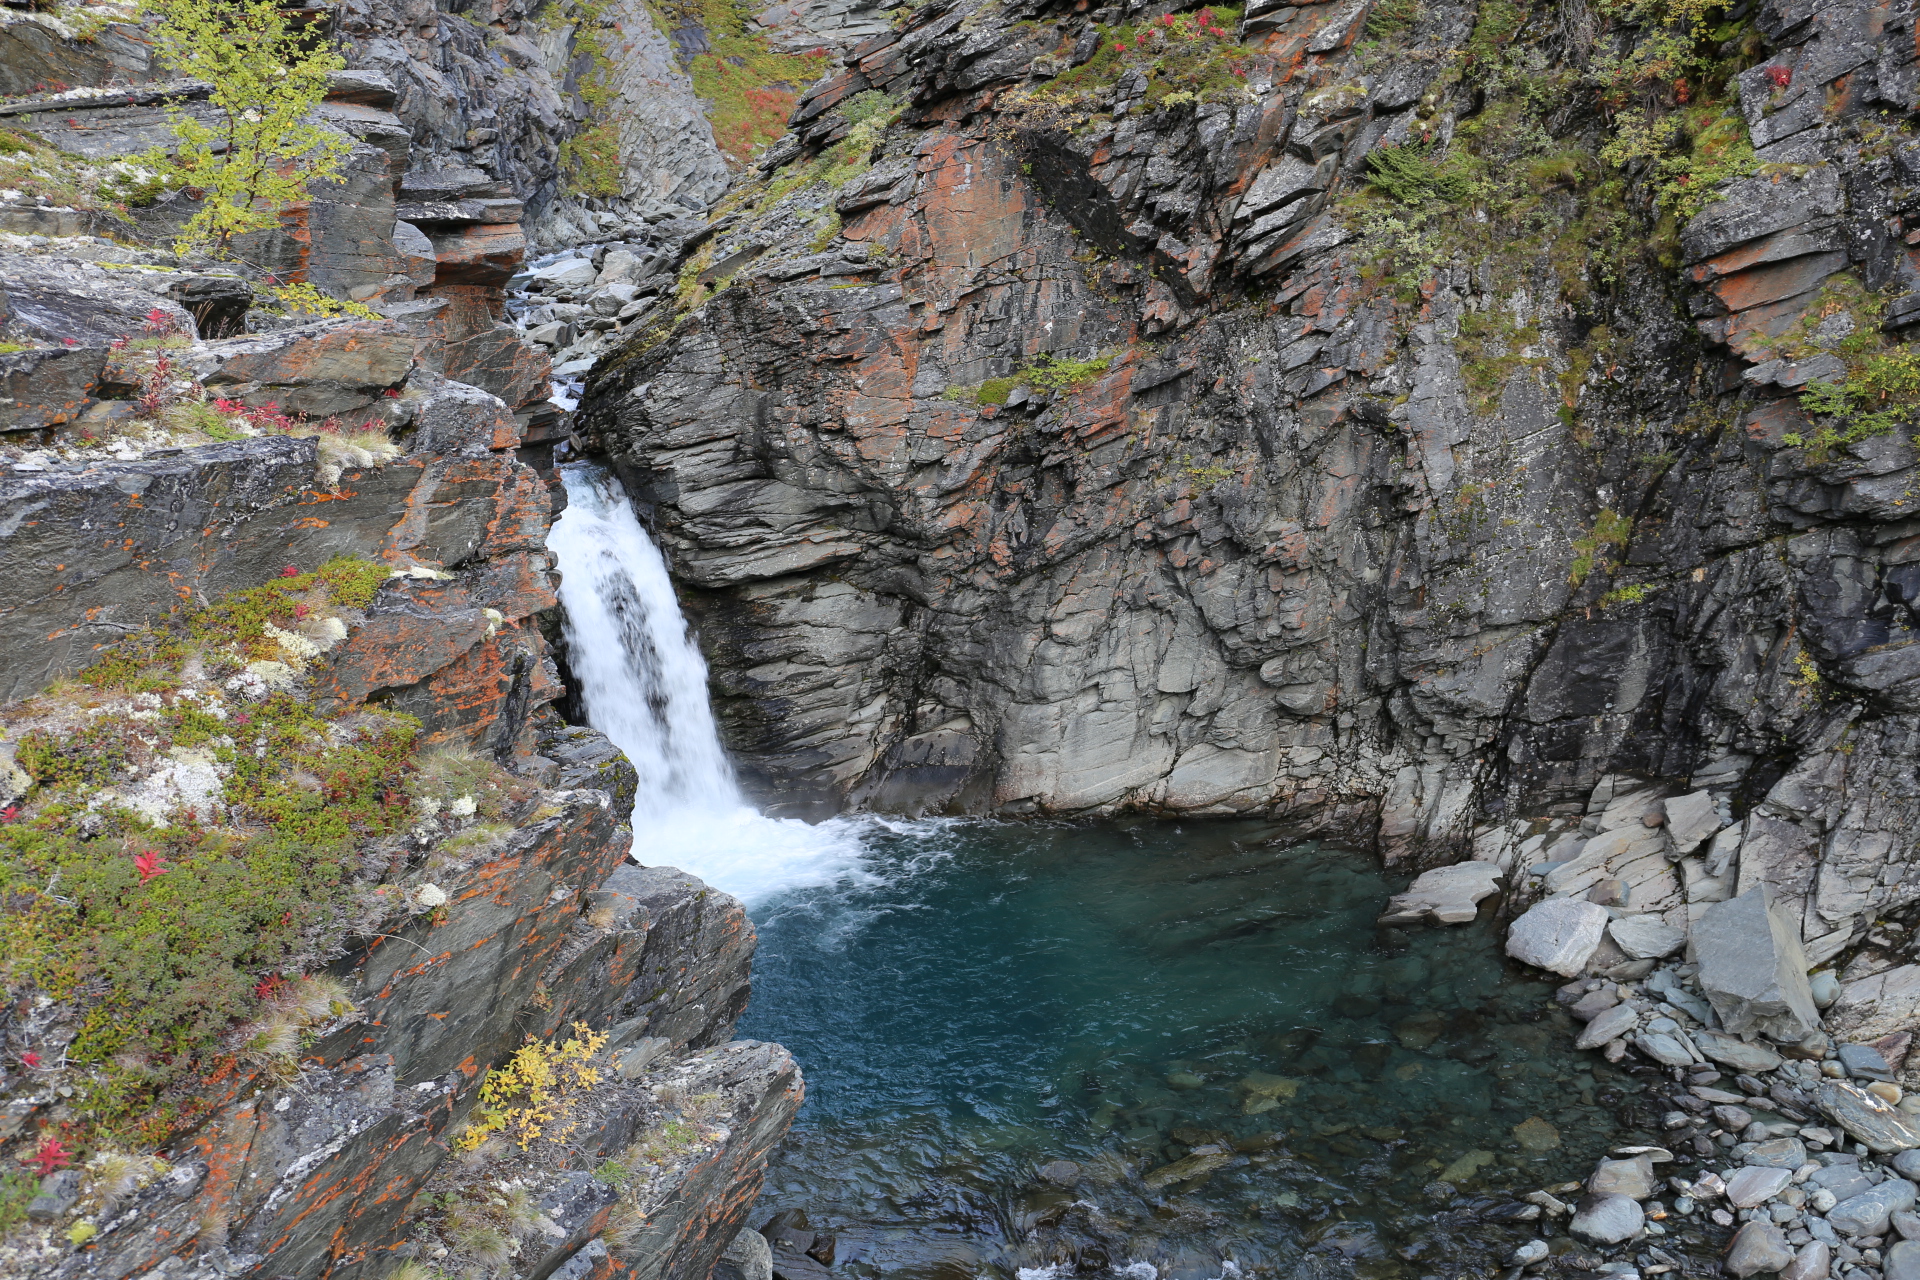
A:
[546,461,1674,1280]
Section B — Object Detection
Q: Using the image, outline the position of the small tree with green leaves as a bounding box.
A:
[143,0,350,255]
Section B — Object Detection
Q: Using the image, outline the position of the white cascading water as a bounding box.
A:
[546,463,875,905]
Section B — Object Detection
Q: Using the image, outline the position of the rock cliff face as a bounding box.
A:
[571,0,1920,966]
[0,0,816,1266]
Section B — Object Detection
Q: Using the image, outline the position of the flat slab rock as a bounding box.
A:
[1377,860,1503,925]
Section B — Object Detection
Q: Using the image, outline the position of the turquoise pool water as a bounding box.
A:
[736,819,1648,1280]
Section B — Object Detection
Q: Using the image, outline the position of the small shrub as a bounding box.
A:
[142,0,350,253]
[457,1022,610,1152]
[270,282,378,321]
[1569,508,1633,586]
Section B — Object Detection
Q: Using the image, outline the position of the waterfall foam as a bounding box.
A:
[547,463,876,905]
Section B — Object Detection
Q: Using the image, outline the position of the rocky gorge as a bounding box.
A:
[4,0,1920,1273]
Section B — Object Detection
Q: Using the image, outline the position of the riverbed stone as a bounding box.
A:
[1888,1240,1920,1280]
[1728,1165,1796,1208]
[1591,1153,1657,1198]
[1829,1178,1918,1236]
[1840,1043,1896,1083]
[1749,1138,1810,1169]
[1695,1030,1787,1073]
[1729,1221,1797,1276]
[1784,1239,1834,1280]
[1577,1003,1640,1050]
[1611,914,1689,960]
[1636,1032,1697,1068]
[1819,1081,1920,1153]
[1893,1209,1920,1240]
[1507,899,1611,977]
[1571,1193,1645,1244]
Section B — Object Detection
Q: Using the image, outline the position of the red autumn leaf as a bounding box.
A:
[20,1052,40,1068]
[281,565,300,577]
[1767,65,1791,88]
[26,1138,71,1175]
[1,806,17,823]
[134,851,167,882]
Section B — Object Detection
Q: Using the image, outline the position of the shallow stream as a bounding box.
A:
[736,819,1652,1280]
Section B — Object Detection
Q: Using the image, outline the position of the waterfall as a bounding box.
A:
[546,463,875,905]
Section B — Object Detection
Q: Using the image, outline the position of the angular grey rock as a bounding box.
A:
[1611,914,1688,960]
[1590,1154,1658,1200]
[1577,1003,1640,1050]
[1812,1164,1876,1202]
[1507,898,1612,977]
[1748,1138,1810,1169]
[1784,1240,1834,1280]
[1830,967,1920,1044]
[25,1169,82,1221]
[1695,1030,1786,1073]
[1819,1081,1920,1153]
[1378,860,1503,925]
[1728,1221,1796,1277]
[715,1223,774,1280]
[1636,1032,1697,1068]
[1693,887,1823,1041]
[1664,789,1725,852]
[1829,1177,1918,1236]
[1571,1193,1645,1244]
[1726,1164,1795,1208]
[1839,1043,1895,1083]
[1571,986,1623,1021]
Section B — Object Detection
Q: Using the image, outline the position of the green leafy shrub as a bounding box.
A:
[1788,344,1920,460]
[946,352,1113,404]
[1365,143,1485,206]
[142,0,350,253]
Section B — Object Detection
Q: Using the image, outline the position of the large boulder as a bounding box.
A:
[188,318,416,420]
[1692,886,1822,1041]
[1507,898,1610,976]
